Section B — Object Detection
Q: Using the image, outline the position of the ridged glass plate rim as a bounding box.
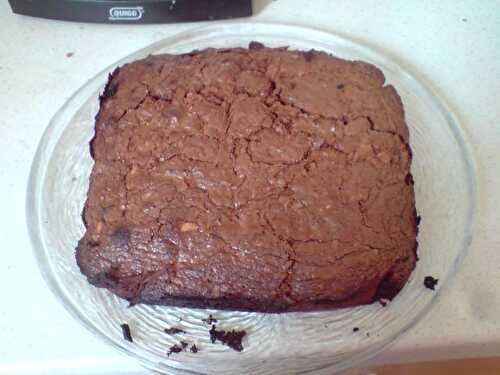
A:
[26,21,477,374]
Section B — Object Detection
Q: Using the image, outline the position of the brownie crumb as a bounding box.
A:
[167,344,183,357]
[202,314,218,324]
[190,344,199,353]
[66,52,74,58]
[424,276,439,290]
[180,341,189,349]
[163,327,186,335]
[353,327,359,332]
[416,215,421,225]
[209,324,246,352]
[336,83,345,90]
[209,325,217,344]
[120,323,133,342]
[379,298,389,307]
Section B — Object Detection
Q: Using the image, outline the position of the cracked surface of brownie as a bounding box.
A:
[76,44,418,312]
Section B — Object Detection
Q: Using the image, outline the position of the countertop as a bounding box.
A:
[1,0,499,374]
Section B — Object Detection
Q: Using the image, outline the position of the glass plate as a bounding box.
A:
[26,22,476,374]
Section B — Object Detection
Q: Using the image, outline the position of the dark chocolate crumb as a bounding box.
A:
[190,344,199,353]
[353,327,359,332]
[209,324,246,352]
[424,276,439,290]
[127,301,136,308]
[66,52,74,58]
[366,332,370,337]
[164,327,186,335]
[167,344,183,357]
[249,41,265,50]
[209,325,217,344]
[202,314,218,324]
[336,83,345,90]
[462,18,467,22]
[180,341,189,349]
[120,323,133,342]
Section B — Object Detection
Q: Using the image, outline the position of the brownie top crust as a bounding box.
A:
[76,44,418,312]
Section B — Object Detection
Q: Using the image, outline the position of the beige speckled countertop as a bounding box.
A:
[0,0,499,373]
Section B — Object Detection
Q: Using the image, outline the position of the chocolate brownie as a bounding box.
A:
[76,44,418,312]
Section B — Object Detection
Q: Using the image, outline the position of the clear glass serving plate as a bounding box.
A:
[26,22,476,375]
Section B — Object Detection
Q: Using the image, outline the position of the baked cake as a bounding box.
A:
[76,43,418,312]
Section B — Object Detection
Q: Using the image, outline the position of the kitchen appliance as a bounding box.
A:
[8,0,252,23]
